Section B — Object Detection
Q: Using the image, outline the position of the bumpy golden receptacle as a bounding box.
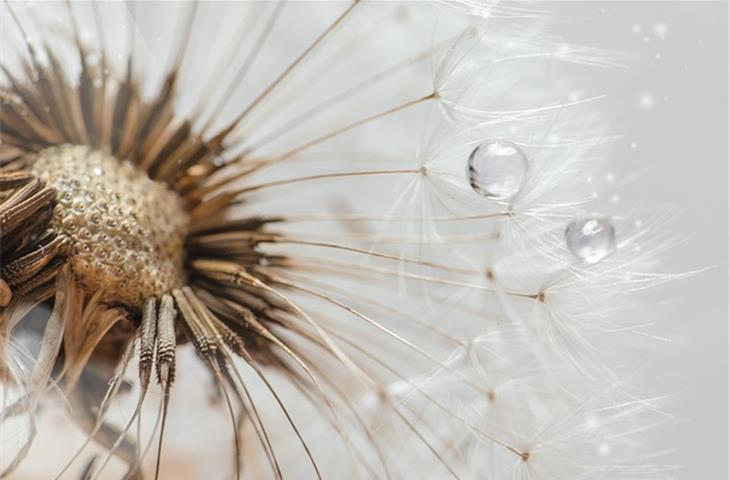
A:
[30,145,189,307]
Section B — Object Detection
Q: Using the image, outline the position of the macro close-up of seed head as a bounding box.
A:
[0,1,726,479]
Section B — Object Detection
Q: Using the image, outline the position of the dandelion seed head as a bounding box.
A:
[0,1,680,478]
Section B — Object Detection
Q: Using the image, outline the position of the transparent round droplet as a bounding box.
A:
[565,214,616,263]
[467,139,528,200]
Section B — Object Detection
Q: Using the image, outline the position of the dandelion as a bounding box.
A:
[0,1,673,479]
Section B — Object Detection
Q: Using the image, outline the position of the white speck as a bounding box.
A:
[655,53,662,59]
[683,64,689,70]
[591,192,599,199]
[568,90,582,102]
[611,194,620,203]
[639,92,655,110]
[634,219,644,228]
[587,176,593,183]
[654,22,669,39]
[598,443,612,455]
[643,36,650,43]
[585,416,600,429]
[630,142,638,149]
[605,173,615,182]
[631,24,642,34]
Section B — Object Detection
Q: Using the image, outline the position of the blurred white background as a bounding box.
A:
[555,2,728,478]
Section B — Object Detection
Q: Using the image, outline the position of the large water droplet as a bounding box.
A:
[467,139,528,200]
[565,214,616,263]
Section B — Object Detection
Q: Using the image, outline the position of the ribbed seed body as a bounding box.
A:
[30,145,189,307]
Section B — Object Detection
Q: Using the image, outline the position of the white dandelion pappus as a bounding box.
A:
[0,1,674,479]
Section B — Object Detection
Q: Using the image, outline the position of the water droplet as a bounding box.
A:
[467,139,528,200]
[565,214,616,263]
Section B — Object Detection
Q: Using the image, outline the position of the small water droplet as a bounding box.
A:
[467,139,528,200]
[565,214,616,263]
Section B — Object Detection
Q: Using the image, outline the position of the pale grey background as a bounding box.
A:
[555,2,728,478]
